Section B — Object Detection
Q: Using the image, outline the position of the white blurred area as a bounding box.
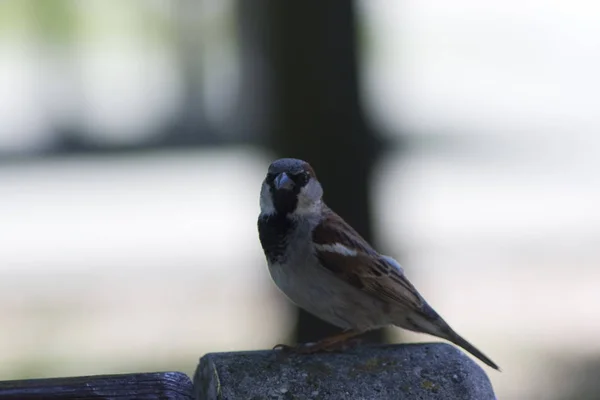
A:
[1,1,600,399]
[0,150,296,376]
[362,1,600,398]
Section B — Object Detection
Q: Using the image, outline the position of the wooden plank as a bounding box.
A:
[0,371,193,400]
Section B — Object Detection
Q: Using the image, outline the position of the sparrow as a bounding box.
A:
[257,158,500,370]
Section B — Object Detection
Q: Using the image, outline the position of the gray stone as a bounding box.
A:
[193,343,497,400]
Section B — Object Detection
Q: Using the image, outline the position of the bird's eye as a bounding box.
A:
[295,171,310,186]
[265,173,276,183]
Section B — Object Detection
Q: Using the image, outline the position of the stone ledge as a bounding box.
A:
[194,342,497,400]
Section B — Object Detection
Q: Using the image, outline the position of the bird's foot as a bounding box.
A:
[272,343,296,352]
[272,331,363,355]
[272,342,323,354]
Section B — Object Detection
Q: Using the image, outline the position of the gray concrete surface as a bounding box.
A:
[194,342,497,400]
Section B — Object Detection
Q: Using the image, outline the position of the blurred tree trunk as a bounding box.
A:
[248,0,385,344]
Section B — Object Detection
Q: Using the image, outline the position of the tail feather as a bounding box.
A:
[403,303,501,371]
[445,329,500,371]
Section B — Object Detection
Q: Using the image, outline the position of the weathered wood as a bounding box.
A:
[0,371,192,400]
[194,343,497,400]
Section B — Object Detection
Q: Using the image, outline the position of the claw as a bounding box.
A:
[272,343,294,351]
[271,331,363,355]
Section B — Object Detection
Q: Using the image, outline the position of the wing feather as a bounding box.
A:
[312,208,424,310]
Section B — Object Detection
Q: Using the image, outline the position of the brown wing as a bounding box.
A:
[312,208,424,310]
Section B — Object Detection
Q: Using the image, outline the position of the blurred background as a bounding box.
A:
[1,1,599,398]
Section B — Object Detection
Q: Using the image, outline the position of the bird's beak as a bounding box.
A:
[274,172,294,190]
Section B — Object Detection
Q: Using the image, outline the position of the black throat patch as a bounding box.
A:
[257,212,297,264]
[271,187,299,215]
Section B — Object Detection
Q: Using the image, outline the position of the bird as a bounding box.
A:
[257,158,500,370]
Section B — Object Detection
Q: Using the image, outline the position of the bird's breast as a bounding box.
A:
[258,213,391,331]
[257,213,297,264]
[267,256,390,332]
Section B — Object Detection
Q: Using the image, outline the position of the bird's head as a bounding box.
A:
[260,158,323,217]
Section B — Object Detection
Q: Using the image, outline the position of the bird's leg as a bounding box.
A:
[273,330,362,354]
[307,330,363,352]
